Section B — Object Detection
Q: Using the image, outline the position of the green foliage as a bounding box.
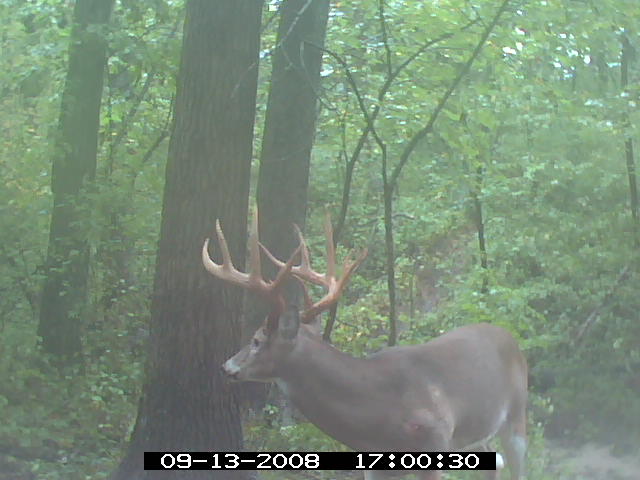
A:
[0,0,175,477]
[0,321,143,480]
[2,0,640,477]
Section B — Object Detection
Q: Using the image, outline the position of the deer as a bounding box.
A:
[202,213,528,480]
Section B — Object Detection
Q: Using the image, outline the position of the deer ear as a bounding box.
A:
[279,304,300,340]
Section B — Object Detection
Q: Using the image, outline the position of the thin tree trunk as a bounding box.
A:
[111,1,263,479]
[254,0,330,318]
[241,0,329,408]
[382,177,398,346]
[38,0,114,361]
[379,0,511,345]
[472,162,489,293]
[621,33,638,247]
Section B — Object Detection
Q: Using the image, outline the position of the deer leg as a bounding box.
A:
[499,412,527,480]
[483,452,504,479]
[475,443,503,480]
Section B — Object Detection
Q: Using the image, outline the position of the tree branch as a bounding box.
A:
[389,0,512,187]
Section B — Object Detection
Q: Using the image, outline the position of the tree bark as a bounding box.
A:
[38,0,114,361]
[256,0,330,299]
[242,0,329,409]
[111,1,263,479]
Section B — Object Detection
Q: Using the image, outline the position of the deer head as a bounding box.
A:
[202,212,366,383]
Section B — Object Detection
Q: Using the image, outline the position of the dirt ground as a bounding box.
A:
[547,441,640,480]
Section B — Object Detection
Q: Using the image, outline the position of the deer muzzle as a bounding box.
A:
[222,357,242,381]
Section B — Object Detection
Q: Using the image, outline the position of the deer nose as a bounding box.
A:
[221,361,240,381]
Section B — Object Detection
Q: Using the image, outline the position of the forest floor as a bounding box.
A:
[2,441,639,479]
[546,441,640,479]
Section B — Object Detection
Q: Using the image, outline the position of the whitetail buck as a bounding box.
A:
[202,213,527,480]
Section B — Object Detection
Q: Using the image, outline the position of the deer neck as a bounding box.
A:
[280,332,372,396]
[276,330,398,449]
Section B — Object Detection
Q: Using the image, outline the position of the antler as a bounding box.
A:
[260,213,368,323]
[202,212,300,329]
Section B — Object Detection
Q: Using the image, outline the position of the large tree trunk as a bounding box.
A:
[111,1,263,479]
[242,0,329,409]
[38,0,114,361]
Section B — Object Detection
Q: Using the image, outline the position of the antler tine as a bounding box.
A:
[202,219,245,280]
[247,211,263,284]
[202,213,297,316]
[324,212,336,279]
[292,224,326,285]
[261,225,325,286]
[202,238,216,273]
[261,227,314,310]
[299,247,367,322]
[270,242,303,292]
[294,224,311,270]
[216,219,235,272]
[297,277,314,311]
[260,216,368,324]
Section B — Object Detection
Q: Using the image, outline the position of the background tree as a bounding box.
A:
[111,1,263,479]
[621,33,638,246]
[242,0,330,408]
[95,2,179,318]
[38,0,114,361]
